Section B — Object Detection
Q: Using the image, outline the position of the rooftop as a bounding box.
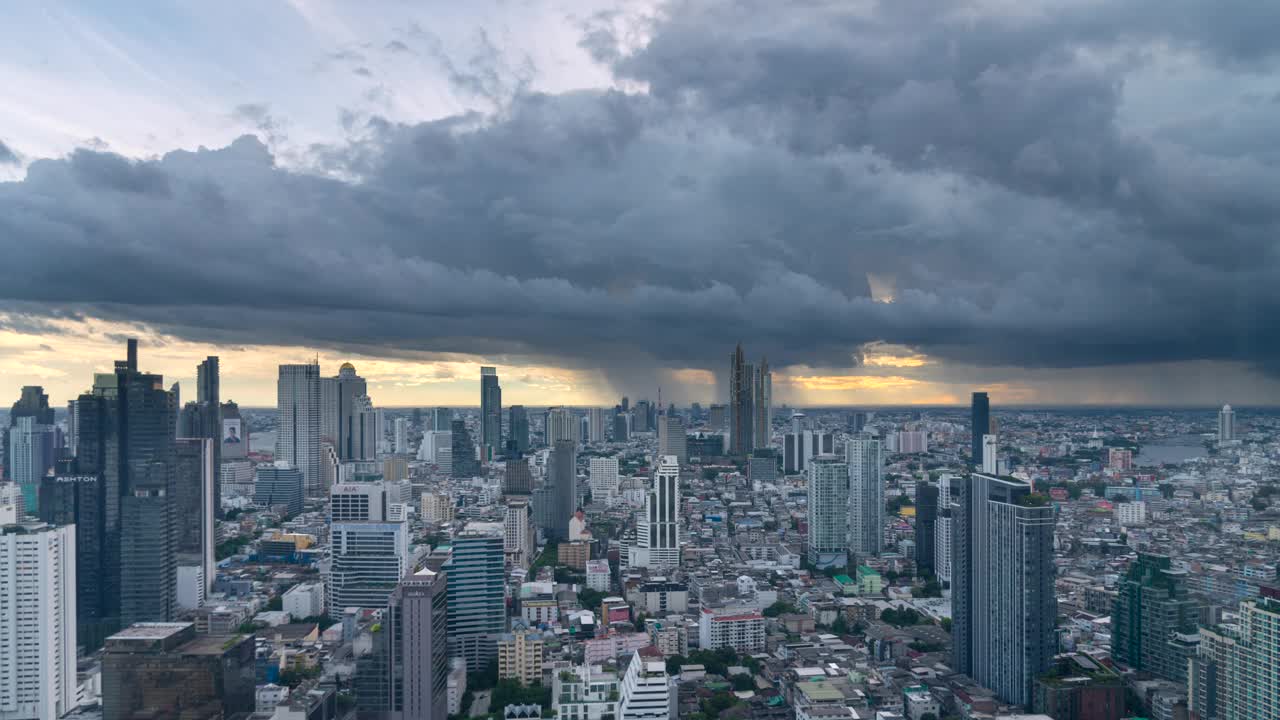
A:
[107,622,192,641]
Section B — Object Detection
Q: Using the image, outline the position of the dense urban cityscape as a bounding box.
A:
[0,339,1277,720]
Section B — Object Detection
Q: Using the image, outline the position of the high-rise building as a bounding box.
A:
[950,473,1056,707]
[783,414,834,474]
[546,407,578,446]
[450,420,478,479]
[7,415,54,514]
[277,363,322,494]
[481,367,502,457]
[1190,586,1280,720]
[430,407,452,432]
[846,433,883,559]
[806,455,849,570]
[351,394,380,460]
[618,649,672,720]
[612,412,630,443]
[707,404,728,431]
[589,456,620,502]
[394,417,410,455]
[586,407,606,444]
[0,521,77,720]
[546,440,577,542]
[172,438,215,605]
[1112,554,1200,684]
[915,482,938,576]
[629,455,680,570]
[503,498,533,569]
[319,362,370,461]
[418,431,451,464]
[444,527,506,671]
[358,567,451,720]
[971,392,990,469]
[4,386,54,483]
[753,358,771,450]
[102,622,254,720]
[847,411,869,434]
[632,401,652,434]
[981,433,998,474]
[38,471,106,649]
[1218,403,1235,443]
[508,406,529,455]
[503,455,533,496]
[935,475,956,586]
[192,357,221,515]
[254,461,305,516]
[328,482,410,613]
[728,345,754,456]
[497,631,544,686]
[656,414,687,464]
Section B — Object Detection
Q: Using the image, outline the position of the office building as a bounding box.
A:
[846,433,883,559]
[612,412,629,443]
[450,420,478,479]
[806,455,849,570]
[1218,403,1235,443]
[545,407,578,446]
[430,407,452,432]
[357,567,450,720]
[481,367,502,457]
[753,357,771,449]
[508,406,529,455]
[588,456,619,501]
[0,521,77,720]
[629,455,680,570]
[219,400,246,462]
[38,471,110,649]
[1112,554,1200,684]
[172,437,216,605]
[394,417,410,455]
[418,431,451,464]
[584,407,605,444]
[618,649,672,720]
[278,363,322,495]
[707,404,727,431]
[971,392,990,468]
[497,631,544,686]
[504,498,533,569]
[185,357,222,515]
[319,362,371,461]
[728,344,754,456]
[102,622,254,720]
[632,400,651,434]
[6,416,54,515]
[328,482,410,613]
[4,386,54,484]
[444,527,506,671]
[546,440,576,542]
[254,462,305,516]
[504,456,533,497]
[982,433,998,474]
[950,473,1056,707]
[656,414,687,464]
[915,481,938,576]
[1190,587,1280,720]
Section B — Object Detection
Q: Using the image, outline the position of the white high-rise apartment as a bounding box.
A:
[628,455,680,569]
[846,432,884,558]
[982,434,998,474]
[1218,404,1235,443]
[0,522,77,720]
[503,498,532,568]
[277,363,321,495]
[806,455,849,569]
[589,456,620,501]
[394,417,410,455]
[934,475,955,584]
[587,408,606,444]
[7,416,53,507]
[618,650,672,720]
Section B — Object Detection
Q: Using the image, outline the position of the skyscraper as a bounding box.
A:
[430,407,452,432]
[449,420,478,479]
[508,406,529,454]
[4,385,54,483]
[7,415,54,514]
[172,438,215,605]
[806,455,849,570]
[934,475,956,586]
[846,433,883,559]
[444,527,506,671]
[193,356,222,516]
[588,456,620,502]
[1112,553,1200,684]
[1218,403,1235,443]
[981,433,998,474]
[586,407,606,444]
[915,482,938,576]
[545,407,578,446]
[328,482,410,613]
[950,473,1056,707]
[1191,587,1280,720]
[394,417,410,455]
[277,363,321,494]
[753,357,771,449]
[656,413,687,464]
[254,462,305,516]
[728,344,754,456]
[503,455,533,497]
[629,455,681,569]
[783,414,834,475]
[480,367,502,457]
[970,392,990,469]
[0,520,77,720]
[546,439,577,542]
[358,566,451,720]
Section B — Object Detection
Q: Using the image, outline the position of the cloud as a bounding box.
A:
[0,140,18,165]
[2,0,1280,400]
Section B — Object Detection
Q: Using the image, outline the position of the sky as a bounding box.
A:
[3,0,1280,408]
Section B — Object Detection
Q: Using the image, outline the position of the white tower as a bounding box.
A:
[846,433,884,558]
[1218,404,1235,443]
[629,455,681,569]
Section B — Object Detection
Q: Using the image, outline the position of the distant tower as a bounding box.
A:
[970,392,990,469]
[982,434,998,474]
[628,455,681,569]
[1218,404,1235,443]
[846,433,884,559]
[806,455,849,570]
[753,357,772,449]
[728,345,755,457]
[481,367,502,457]
[278,363,322,493]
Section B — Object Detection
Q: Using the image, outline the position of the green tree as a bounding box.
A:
[762,600,796,617]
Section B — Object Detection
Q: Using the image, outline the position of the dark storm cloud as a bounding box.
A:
[2,0,1280,392]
